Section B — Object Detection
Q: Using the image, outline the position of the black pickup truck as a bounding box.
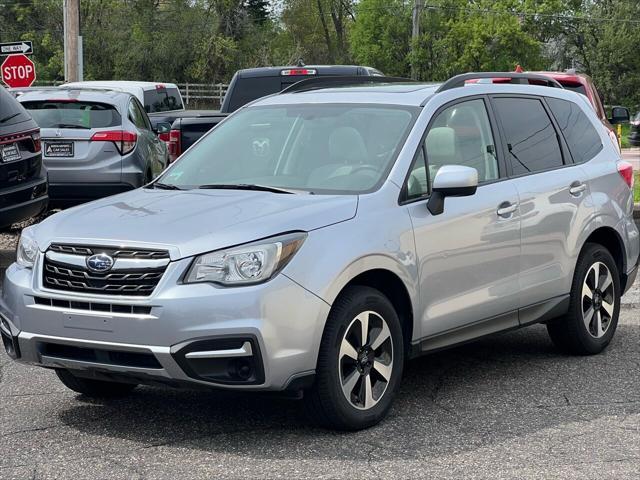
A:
[165,64,383,161]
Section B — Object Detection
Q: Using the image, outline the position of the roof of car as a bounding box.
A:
[235,65,380,78]
[63,81,179,90]
[15,88,133,104]
[253,81,593,109]
[529,71,592,85]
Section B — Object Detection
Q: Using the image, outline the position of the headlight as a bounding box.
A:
[16,226,39,268]
[185,232,307,286]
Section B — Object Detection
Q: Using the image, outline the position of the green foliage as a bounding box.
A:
[0,0,638,112]
[350,0,411,77]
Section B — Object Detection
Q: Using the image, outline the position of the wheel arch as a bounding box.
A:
[336,268,415,355]
[579,226,626,282]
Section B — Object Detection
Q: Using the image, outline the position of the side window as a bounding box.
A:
[493,97,564,175]
[128,100,147,130]
[546,97,603,163]
[405,147,428,200]
[424,99,499,189]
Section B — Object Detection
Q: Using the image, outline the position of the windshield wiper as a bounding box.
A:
[147,182,183,190]
[198,184,296,194]
[0,113,20,123]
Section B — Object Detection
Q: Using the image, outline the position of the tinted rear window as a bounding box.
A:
[493,97,564,175]
[143,87,183,113]
[0,86,31,126]
[546,97,602,163]
[559,82,588,97]
[22,101,121,129]
[224,77,284,112]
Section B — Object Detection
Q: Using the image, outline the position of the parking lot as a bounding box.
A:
[1,277,638,479]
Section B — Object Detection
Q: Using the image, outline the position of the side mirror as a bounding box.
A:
[609,106,630,125]
[427,165,478,216]
[153,122,171,135]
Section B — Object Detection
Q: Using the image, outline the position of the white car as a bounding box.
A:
[62,81,185,114]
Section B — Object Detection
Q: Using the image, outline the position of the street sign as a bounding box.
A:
[0,41,33,56]
[1,55,36,88]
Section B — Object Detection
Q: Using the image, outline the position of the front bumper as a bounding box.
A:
[1,257,329,391]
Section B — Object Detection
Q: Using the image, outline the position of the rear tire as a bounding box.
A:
[56,369,137,397]
[547,243,621,355]
[305,286,404,430]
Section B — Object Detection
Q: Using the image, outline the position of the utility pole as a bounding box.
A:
[64,0,80,82]
[411,0,424,80]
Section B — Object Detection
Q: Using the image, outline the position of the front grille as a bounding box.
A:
[43,244,169,297]
[33,296,152,315]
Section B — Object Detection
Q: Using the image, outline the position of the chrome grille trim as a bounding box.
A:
[49,244,170,259]
[43,243,169,297]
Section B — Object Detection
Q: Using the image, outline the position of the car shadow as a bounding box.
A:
[57,322,640,462]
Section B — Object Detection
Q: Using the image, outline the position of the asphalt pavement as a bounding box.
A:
[1,278,638,479]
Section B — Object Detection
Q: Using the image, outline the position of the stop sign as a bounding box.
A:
[1,54,36,88]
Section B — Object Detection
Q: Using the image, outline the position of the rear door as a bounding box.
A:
[128,98,165,178]
[490,95,594,319]
[22,99,123,184]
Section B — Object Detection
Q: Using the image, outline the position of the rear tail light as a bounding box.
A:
[91,130,137,155]
[168,129,181,163]
[158,131,170,143]
[617,161,634,189]
[280,68,317,76]
[31,130,41,153]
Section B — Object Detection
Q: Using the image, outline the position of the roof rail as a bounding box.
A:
[280,76,414,94]
[436,72,564,93]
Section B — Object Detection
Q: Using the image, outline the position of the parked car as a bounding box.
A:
[628,111,640,146]
[0,85,48,229]
[61,81,185,131]
[166,64,385,162]
[2,73,638,431]
[17,88,168,207]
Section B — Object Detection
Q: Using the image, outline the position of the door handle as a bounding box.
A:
[569,181,587,196]
[497,201,518,218]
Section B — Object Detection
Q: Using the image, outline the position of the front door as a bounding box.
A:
[405,97,521,344]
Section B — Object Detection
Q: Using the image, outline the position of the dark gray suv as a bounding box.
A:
[0,85,47,229]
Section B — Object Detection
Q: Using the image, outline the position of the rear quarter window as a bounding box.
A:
[21,101,121,129]
[0,86,31,126]
[143,87,184,113]
[546,97,603,163]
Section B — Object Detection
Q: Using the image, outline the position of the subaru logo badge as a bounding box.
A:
[86,253,114,273]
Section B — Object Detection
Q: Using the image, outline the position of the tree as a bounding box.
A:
[350,0,411,76]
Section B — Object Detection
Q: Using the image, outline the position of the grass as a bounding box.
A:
[635,172,640,203]
[620,124,631,149]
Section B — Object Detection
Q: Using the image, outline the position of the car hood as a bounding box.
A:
[34,188,358,259]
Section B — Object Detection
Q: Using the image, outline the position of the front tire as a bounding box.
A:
[56,369,137,398]
[547,243,621,355]
[306,286,404,430]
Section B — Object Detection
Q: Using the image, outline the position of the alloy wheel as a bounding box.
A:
[338,310,394,410]
[581,261,615,339]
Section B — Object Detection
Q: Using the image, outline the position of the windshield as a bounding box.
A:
[22,100,121,129]
[159,104,417,194]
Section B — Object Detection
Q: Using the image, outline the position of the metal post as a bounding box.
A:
[77,35,83,81]
[186,83,189,105]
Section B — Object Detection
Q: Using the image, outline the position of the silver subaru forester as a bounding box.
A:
[2,73,638,430]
